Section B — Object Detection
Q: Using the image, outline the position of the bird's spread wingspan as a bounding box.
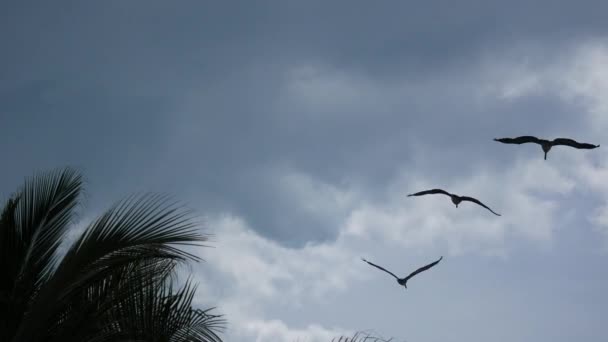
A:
[404,256,443,282]
[460,196,501,216]
[551,138,599,149]
[362,258,399,280]
[494,136,542,145]
[407,189,452,197]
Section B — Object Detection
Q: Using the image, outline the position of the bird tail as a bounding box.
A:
[544,152,547,160]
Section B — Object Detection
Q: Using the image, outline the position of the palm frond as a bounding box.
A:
[12,193,210,342]
[78,266,224,342]
[0,168,82,340]
[0,193,21,337]
[105,277,224,342]
[331,331,397,342]
[48,258,180,342]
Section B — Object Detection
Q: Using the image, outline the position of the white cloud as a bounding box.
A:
[192,214,362,341]
[191,39,608,342]
[557,41,608,128]
[344,157,575,254]
[202,215,361,301]
[482,39,608,133]
[239,319,350,342]
[193,152,581,341]
[275,168,359,226]
[481,61,545,101]
[482,39,608,239]
[56,216,94,259]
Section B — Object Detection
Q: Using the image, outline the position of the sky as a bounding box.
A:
[2,1,608,341]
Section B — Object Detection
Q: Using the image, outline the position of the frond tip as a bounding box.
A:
[330,331,397,342]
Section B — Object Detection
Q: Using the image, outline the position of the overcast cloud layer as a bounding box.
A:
[3,2,608,341]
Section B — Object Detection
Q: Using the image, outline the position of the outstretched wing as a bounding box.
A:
[551,138,599,149]
[404,256,443,282]
[494,136,542,145]
[362,258,399,280]
[460,196,501,216]
[407,189,452,197]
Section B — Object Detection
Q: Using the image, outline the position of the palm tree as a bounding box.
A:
[330,331,397,342]
[0,167,224,342]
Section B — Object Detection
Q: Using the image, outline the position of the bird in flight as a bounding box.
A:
[407,189,501,216]
[494,136,599,160]
[362,256,443,289]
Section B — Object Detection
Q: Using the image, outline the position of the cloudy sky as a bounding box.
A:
[3,1,608,341]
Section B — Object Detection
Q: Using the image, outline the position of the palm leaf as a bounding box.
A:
[1,168,82,340]
[64,262,224,342]
[49,258,180,342]
[12,193,210,342]
[98,276,224,342]
[330,331,396,342]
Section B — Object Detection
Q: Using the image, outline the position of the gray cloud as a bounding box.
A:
[3,2,608,342]
[1,0,603,244]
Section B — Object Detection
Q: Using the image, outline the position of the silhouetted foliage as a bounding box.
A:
[0,168,224,342]
[330,330,399,342]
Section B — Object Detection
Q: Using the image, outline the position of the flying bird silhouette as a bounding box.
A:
[362,256,443,289]
[494,136,599,160]
[407,189,501,216]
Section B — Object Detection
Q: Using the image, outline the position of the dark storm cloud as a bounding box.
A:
[3,1,608,81]
[1,0,605,245]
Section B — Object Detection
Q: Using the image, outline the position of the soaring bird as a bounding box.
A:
[362,256,443,289]
[494,136,599,160]
[407,189,501,216]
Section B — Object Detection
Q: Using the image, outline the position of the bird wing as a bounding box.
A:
[407,189,452,197]
[551,138,599,149]
[460,196,501,216]
[404,256,443,282]
[494,136,542,145]
[362,258,399,280]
